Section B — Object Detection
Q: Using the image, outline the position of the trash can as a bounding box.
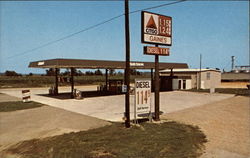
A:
[49,86,57,95]
[22,89,31,102]
[74,89,82,99]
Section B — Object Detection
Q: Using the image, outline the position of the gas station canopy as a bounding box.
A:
[29,58,188,69]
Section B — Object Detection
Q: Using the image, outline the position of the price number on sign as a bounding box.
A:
[136,90,151,105]
[159,16,172,37]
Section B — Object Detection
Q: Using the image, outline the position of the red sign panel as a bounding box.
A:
[158,15,172,37]
[144,46,170,56]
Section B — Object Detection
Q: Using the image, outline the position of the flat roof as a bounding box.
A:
[160,68,221,73]
[29,58,188,70]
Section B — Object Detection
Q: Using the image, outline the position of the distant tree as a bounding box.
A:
[28,73,33,76]
[45,68,55,76]
[4,70,19,76]
[109,69,116,76]
[61,68,83,76]
[136,71,141,75]
[77,70,83,76]
[95,69,103,76]
[130,69,141,75]
[85,71,94,76]
[61,69,70,76]
[117,71,123,76]
[130,69,135,75]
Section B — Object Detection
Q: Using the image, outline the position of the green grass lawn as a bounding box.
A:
[0,101,45,112]
[5,122,207,158]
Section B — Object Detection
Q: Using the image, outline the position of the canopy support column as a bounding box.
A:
[151,68,153,92]
[70,68,75,98]
[105,69,108,91]
[55,68,59,95]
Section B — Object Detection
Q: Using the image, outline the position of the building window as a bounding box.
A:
[207,72,210,80]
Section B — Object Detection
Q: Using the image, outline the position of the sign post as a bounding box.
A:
[141,11,172,121]
[154,52,160,120]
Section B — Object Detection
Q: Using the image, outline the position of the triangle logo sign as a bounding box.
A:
[146,16,157,29]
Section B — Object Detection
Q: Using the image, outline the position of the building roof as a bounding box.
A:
[160,68,221,73]
[28,58,188,70]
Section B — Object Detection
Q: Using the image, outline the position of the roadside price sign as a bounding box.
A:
[144,46,170,56]
[135,79,151,119]
[141,11,172,46]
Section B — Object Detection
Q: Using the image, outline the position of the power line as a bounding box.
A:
[130,0,186,14]
[7,0,187,59]
[222,60,231,71]
[7,14,124,59]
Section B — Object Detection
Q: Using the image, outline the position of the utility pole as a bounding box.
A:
[199,54,202,90]
[124,0,130,128]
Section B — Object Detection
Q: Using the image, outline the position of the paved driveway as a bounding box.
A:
[0,86,234,121]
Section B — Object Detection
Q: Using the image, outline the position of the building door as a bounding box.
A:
[183,80,186,89]
[178,80,182,90]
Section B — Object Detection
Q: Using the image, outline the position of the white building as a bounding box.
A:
[160,69,221,90]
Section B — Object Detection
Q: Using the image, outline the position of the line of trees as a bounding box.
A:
[45,68,123,76]
[2,69,143,77]
[4,70,21,76]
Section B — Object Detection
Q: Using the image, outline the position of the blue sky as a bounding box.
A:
[0,1,249,74]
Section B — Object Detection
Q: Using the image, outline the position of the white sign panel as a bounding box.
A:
[37,61,45,66]
[122,85,127,93]
[142,11,172,46]
[135,79,151,118]
[130,62,144,67]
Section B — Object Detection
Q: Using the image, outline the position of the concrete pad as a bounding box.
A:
[0,86,234,122]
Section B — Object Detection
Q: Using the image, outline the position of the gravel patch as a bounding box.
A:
[162,96,250,158]
[0,106,110,152]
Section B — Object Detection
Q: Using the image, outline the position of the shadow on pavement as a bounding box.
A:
[38,91,124,100]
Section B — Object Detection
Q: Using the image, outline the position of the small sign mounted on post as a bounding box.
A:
[122,85,127,93]
[144,46,170,56]
[134,79,151,120]
[141,11,172,46]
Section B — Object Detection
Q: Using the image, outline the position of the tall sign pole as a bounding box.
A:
[141,11,172,121]
[154,47,160,121]
[124,0,130,128]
